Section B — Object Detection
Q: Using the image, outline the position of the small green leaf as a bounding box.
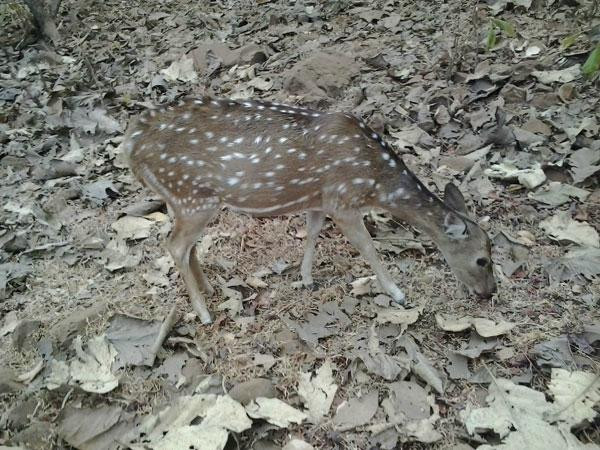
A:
[486,28,497,52]
[561,32,581,51]
[491,18,516,37]
[582,45,600,78]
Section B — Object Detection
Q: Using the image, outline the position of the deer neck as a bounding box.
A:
[374,162,454,243]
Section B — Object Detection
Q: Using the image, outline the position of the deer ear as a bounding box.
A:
[444,211,468,240]
[444,183,467,214]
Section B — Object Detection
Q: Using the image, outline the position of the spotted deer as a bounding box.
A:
[123,97,496,324]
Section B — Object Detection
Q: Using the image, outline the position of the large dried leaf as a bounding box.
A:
[58,405,133,450]
[540,212,599,248]
[568,148,600,184]
[67,336,119,394]
[298,360,338,423]
[160,55,198,82]
[286,302,350,347]
[111,216,153,240]
[545,247,600,283]
[398,336,444,395]
[484,162,546,189]
[135,426,228,450]
[532,64,581,84]
[334,391,379,430]
[355,326,410,381]
[461,375,598,449]
[528,182,590,206]
[106,314,163,368]
[200,395,253,433]
[246,397,307,428]
[547,369,600,428]
[382,381,430,421]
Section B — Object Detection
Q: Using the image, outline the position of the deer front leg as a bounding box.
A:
[331,210,406,305]
[301,210,326,288]
[168,210,217,324]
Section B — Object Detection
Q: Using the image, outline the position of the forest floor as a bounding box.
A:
[1,0,599,449]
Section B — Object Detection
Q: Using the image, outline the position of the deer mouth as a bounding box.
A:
[475,284,497,299]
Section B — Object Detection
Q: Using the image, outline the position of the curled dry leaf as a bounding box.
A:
[436,314,516,337]
[484,162,546,189]
[351,275,376,297]
[245,397,308,428]
[17,359,44,383]
[375,306,423,333]
[246,276,268,289]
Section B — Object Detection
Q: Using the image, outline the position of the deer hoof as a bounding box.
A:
[390,289,406,305]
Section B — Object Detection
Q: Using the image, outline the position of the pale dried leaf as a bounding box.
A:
[548,369,600,428]
[532,64,581,84]
[245,397,307,428]
[70,335,119,394]
[540,212,599,248]
[160,55,198,82]
[282,439,315,450]
[201,395,252,433]
[111,216,153,240]
[461,377,597,449]
[298,360,338,423]
[545,247,600,282]
[484,162,546,189]
[472,318,517,338]
[351,275,376,297]
[436,314,516,337]
[139,425,228,450]
[528,182,590,206]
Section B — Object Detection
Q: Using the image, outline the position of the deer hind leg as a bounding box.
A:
[301,210,326,288]
[331,209,406,305]
[168,209,217,324]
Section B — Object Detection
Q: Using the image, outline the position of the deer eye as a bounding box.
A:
[476,257,489,267]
